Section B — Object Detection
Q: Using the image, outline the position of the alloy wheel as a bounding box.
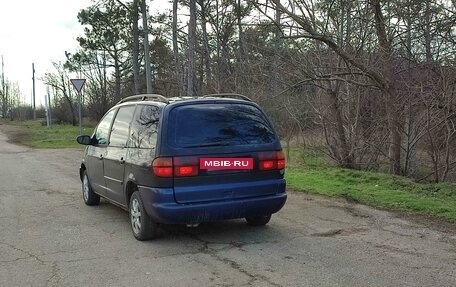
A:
[130,198,141,234]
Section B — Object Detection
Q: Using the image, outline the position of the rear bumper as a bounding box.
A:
[138,181,287,224]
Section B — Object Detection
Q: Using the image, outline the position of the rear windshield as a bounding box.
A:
[168,103,277,148]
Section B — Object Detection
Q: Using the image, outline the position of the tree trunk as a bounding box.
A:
[371,0,402,175]
[215,0,220,92]
[114,61,121,100]
[403,0,416,176]
[345,0,352,48]
[172,0,183,96]
[424,1,432,62]
[388,106,402,174]
[271,3,281,96]
[132,0,141,94]
[199,0,211,92]
[236,0,245,91]
[329,89,353,168]
[114,48,121,101]
[101,52,108,115]
[187,0,197,97]
[141,0,153,93]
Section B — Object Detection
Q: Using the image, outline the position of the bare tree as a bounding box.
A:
[43,63,77,126]
[0,56,8,118]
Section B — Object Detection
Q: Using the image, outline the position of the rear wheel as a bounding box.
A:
[130,191,158,240]
[82,171,100,206]
[245,214,271,226]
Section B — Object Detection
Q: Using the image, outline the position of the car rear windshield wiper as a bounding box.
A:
[182,142,231,148]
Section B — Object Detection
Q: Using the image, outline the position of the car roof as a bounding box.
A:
[115,93,253,107]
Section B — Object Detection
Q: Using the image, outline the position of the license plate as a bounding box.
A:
[200,158,254,170]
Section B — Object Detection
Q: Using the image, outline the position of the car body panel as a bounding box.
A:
[85,145,107,195]
[173,151,284,203]
[174,177,285,204]
[103,146,128,205]
[138,184,287,224]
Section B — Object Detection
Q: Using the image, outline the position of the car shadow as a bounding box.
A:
[93,198,285,245]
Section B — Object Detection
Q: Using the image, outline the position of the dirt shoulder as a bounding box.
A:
[0,120,28,145]
[288,188,456,234]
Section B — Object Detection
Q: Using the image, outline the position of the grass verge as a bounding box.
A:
[3,120,94,148]
[286,167,456,222]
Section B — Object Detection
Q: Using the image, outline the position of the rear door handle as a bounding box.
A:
[99,154,103,160]
[120,157,125,164]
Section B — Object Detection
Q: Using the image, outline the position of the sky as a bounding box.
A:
[0,0,93,106]
[0,0,174,107]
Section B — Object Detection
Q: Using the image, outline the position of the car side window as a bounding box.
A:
[109,105,136,147]
[94,109,116,145]
[129,105,161,148]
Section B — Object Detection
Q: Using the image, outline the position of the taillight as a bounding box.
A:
[260,160,275,170]
[277,151,286,169]
[175,166,198,176]
[259,151,286,171]
[174,156,199,177]
[152,157,173,177]
[152,156,199,177]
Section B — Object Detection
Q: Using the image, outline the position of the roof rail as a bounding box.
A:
[168,96,195,103]
[201,93,252,102]
[117,94,169,105]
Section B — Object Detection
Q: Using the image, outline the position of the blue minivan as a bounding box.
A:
[77,94,287,240]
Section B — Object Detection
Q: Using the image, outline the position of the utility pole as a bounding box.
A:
[48,88,52,127]
[32,63,36,120]
[141,0,153,93]
[78,70,83,135]
[7,84,12,120]
[1,56,4,94]
[46,86,52,127]
[45,91,50,127]
[1,56,5,118]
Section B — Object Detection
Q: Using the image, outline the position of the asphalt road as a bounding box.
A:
[0,130,455,287]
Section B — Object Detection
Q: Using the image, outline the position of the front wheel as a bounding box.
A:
[130,191,158,241]
[245,214,271,226]
[82,171,100,206]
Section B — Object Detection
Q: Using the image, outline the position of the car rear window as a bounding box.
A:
[168,103,277,148]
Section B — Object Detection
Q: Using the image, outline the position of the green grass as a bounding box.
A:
[283,145,332,168]
[286,166,456,222]
[20,121,94,148]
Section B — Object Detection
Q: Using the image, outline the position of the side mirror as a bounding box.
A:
[77,135,92,145]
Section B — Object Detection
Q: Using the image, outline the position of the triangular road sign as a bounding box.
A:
[70,79,86,93]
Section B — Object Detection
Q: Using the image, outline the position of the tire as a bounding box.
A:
[129,191,158,241]
[245,214,271,226]
[82,171,100,206]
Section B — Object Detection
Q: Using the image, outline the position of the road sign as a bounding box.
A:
[70,79,86,93]
[70,78,86,135]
